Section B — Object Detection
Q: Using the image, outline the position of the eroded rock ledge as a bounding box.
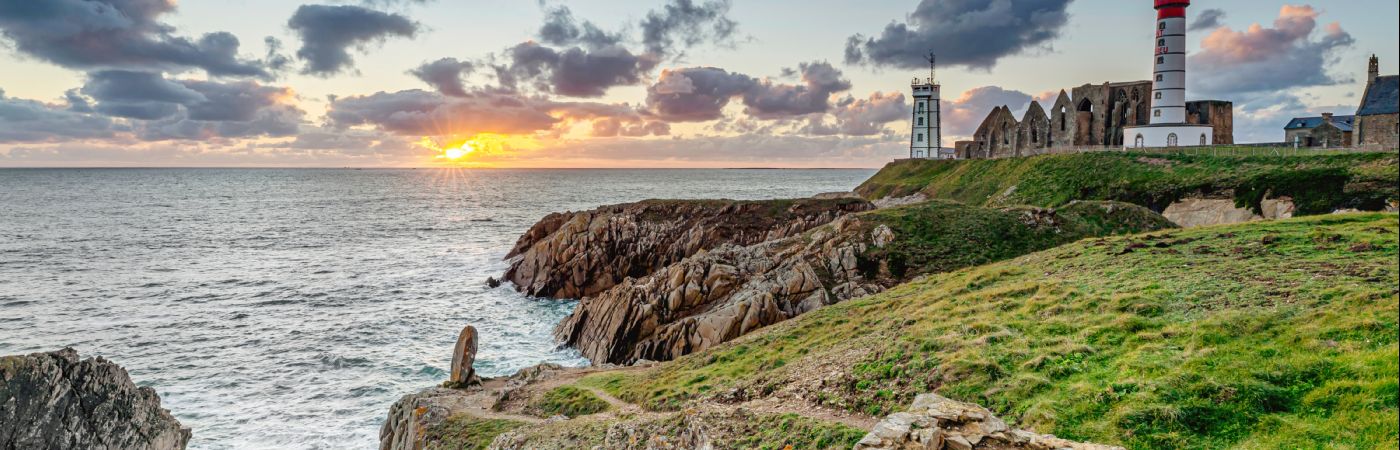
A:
[857,394,1123,450]
[555,200,1176,365]
[1,348,190,450]
[504,198,875,299]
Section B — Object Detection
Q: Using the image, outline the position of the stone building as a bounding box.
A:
[1355,55,1398,148]
[955,80,1232,159]
[1284,113,1355,148]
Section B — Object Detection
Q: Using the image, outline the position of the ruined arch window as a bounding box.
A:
[1200,134,1208,145]
[1031,130,1038,143]
[1167,133,1179,147]
[1134,134,1145,148]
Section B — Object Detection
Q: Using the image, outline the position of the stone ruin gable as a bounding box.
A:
[1017,101,1052,156]
[1070,81,1152,147]
[1187,100,1235,145]
[1049,90,1077,149]
[969,106,1022,159]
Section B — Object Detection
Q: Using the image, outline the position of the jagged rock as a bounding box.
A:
[450,325,480,386]
[486,276,502,288]
[855,394,1124,450]
[0,348,190,450]
[504,198,874,299]
[380,388,476,450]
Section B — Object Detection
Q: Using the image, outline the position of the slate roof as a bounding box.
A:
[1358,75,1398,116]
[1285,115,1356,132]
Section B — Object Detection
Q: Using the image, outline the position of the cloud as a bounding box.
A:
[1191,6,1353,97]
[71,70,304,140]
[0,0,269,77]
[410,58,475,97]
[1190,8,1227,31]
[804,91,907,136]
[844,0,1073,70]
[742,61,852,119]
[288,4,419,76]
[325,88,665,138]
[645,62,852,123]
[537,5,623,48]
[940,86,1033,138]
[504,42,659,97]
[0,90,117,143]
[641,0,737,57]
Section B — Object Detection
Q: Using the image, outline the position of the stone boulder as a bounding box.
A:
[0,348,191,450]
[856,394,1123,450]
[450,325,480,386]
[504,198,874,299]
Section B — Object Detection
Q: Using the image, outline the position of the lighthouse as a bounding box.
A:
[1123,0,1213,148]
[910,53,944,159]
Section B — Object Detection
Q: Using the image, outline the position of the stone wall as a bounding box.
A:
[1357,113,1399,148]
[1186,100,1235,145]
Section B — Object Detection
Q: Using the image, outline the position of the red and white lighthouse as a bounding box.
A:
[1124,0,1213,147]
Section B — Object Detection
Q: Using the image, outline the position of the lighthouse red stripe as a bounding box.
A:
[1158,7,1186,19]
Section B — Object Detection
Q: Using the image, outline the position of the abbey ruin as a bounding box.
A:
[954,81,1233,159]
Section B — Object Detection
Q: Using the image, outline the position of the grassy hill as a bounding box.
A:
[855,152,1398,215]
[580,213,1399,449]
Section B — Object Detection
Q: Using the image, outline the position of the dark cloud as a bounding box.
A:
[0,90,117,143]
[326,88,666,138]
[288,4,419,76]
[1190,8,1227,32]
[504,42,659,97]
[741,61,851,119]
[804,91,907,136]
[81,71,205,120]
[74,70,303,140]
[411,58,475,97]
[646,67,757,122]
[538,6,623,48]
[941,86,1033,137]
[0,0,269,77]
[641,0,737,56]
[1190,5,1353,97]
[844,0,1073,70]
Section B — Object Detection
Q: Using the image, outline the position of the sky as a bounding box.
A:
[0,0,1395,168]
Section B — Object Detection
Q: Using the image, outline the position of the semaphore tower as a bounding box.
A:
[910,53,943,159]
[1123,0,1214,148]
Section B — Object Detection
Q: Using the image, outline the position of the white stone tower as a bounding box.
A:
[1124,0,1213,148]
[910,53,942,159]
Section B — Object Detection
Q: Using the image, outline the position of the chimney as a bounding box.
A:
[1369,54,1380,86]
[1322,112,1334,123]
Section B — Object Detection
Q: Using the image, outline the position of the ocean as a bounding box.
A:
[0,168,875,449]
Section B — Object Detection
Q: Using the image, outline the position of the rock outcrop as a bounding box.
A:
[0,348,191,450]
[555,200,1176,365]
[1162,197,1295,228]
[450,325,480,387]
[379,387,475,450]
[504,198,874,299]
[856,394,1123,450]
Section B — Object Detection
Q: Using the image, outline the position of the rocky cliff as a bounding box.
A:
[504,198,874,299]
[1,348,190,450]
[555,200,1176,365]
[857,394,1123,450]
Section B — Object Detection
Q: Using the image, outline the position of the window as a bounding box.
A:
[1158,39,1166,47]
[1159,22,1166,30]
[1167,133,1179,147]
[1154,109,1162,117]
[1200,134,1208,145]
[916,134,923,142]
[1155,92,1162,100]
[1156,74,1163,82]
[1157,56,1165,64]
[1134,134,1145,148]
[917,117,924,126]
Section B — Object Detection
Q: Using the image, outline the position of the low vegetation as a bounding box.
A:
[855,152,1398,214]
[423,415,524,450]
[531,386,610,418]
[584,213,1399,449]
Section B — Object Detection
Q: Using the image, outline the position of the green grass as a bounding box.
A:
[423,415,525,450]
[584,213,1399,449]
[716,413,868,449]
[855,152,1397,214]
[532,386,610,418]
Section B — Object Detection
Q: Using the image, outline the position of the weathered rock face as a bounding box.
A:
[554,213,890,365]
[0,348,191,450]
[450,325,480,386]
[555,201,1176,365]
[856,394,1123,450]
[1162,197,1295,228]
[504,198,875,299]
[379,387,473,450]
